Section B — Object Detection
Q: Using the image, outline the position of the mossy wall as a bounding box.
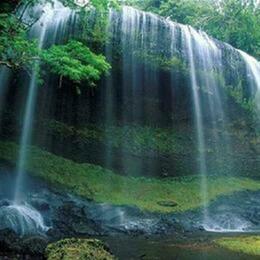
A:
[0,104,259,179]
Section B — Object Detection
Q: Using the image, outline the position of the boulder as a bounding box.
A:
[157,201,178,207]
[45,238,115,260]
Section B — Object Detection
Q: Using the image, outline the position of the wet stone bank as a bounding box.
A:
[0,163,259,259]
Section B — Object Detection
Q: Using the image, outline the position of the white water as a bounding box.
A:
[0,203,49,236]
[14,7,50,203]
[239,50,260,116]
[9,0,73,235]
[181,26,209,221]
[204,218,251,233]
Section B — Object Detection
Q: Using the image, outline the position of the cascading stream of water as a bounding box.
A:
[181,26,209,221]
[239,50,260,118]
[181,26,237,228]
[14,1,72,203]
[14,7,51,203]
[0,2,259,236]
[0,0,73,236]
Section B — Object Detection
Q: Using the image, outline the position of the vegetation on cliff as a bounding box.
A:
[41,40,111,91]
[128,0,260,59]
[42,119,189,155]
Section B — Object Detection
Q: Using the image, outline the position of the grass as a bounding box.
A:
[46,238,115,260]
[214,236,260,256]
[0,140,260,213]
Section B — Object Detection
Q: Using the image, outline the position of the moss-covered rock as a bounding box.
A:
[46,238,115,260]
[214,236,260,256]
[0,140,260,213]
[41,119,189,156]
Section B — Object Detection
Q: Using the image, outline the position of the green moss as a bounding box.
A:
[223,82,255,113]
[46,238,115,260]
[42,120,189,155]
[214,236,260,256]
[133,50,187,72]
[0,140,260,213]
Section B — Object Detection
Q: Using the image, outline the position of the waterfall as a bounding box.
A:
[14,0,73,203]
[14,4,52,203]
[107,6,260,230]
[181,26,209,221]
[239,50,260,117]
[0,2,259,236]
[180,26,236,228]
[0,0,74,236]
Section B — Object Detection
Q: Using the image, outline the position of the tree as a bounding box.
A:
[0,0,118,91]
[203,0,260,59]
[128,0,260,59]
[0,13,38,70]
[41,40,111,93]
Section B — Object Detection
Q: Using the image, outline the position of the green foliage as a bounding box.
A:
[46,238,115,260]
[223,81,255,113]
[202,0,260,59]
[61,0,120,45]
[196,68,256,114]
[0,13,38,69]
[160,0,212,25]
[0,1,19,13]
[87,0,119,10]
[0,0,115,91]
[134,50,187,72]
[215,236,260,256]
[60,0,119,10]
[41,40,111,88]
[0,140,260,213]
[129,0,260,59]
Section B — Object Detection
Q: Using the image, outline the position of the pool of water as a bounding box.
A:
[103,235,258,260]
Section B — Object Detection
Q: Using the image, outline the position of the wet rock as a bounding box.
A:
[0,229,20,252]
[52,201,102,237]
[46,228,62,241]
[0,229,48,257]
[198,226,205,231]
[174,190,260,232]
[71,221,99,236]
[157,200,178,207]
[21,236,48,255]
[30,199,50,211]
[0,200,11,207]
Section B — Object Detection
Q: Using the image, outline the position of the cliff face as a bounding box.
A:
[0,0,20,13]
[0,3,259,178]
